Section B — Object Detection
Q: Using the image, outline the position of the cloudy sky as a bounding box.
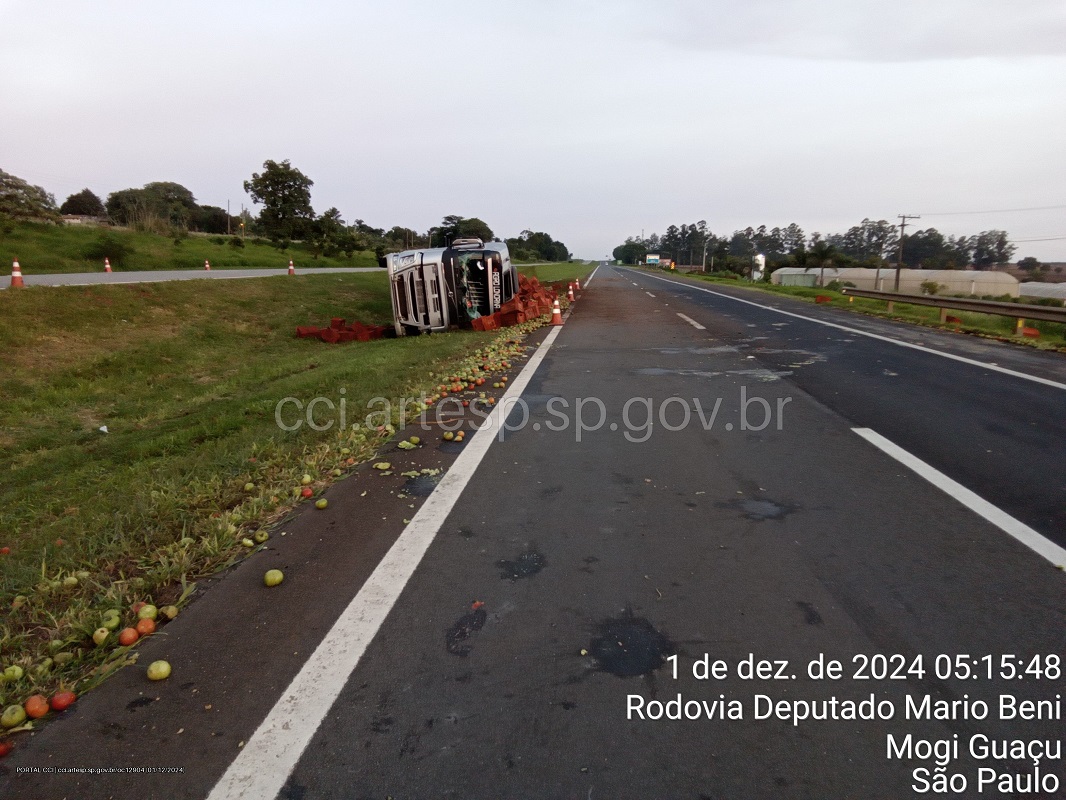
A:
[3,0,1065,260]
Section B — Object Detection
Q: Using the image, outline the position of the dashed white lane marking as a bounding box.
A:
[634,270,1066,392]
[207,326,565,800]
[853,428,1066,569]
[676,313,706,330]
[645,291,656,298]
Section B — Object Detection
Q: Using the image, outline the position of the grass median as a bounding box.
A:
[518,261,595,284]
[2,220,377,274]
[0,272,522,708]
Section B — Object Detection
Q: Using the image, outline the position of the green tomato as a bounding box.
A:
[1,705,27,728]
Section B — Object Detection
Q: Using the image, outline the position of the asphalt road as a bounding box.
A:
[2,266,379,288]
[4,266,1064,799]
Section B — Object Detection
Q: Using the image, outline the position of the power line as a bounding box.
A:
[1012,235,1066,242]
[919,204,1066,216]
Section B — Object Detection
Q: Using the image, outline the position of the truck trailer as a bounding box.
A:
[384,239,518,336]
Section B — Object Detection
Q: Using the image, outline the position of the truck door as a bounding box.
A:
[422,260,448,330]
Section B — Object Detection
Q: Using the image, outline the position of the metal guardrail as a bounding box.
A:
[840,288,1066,330]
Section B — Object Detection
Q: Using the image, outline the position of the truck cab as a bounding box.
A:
[385,239,516,336]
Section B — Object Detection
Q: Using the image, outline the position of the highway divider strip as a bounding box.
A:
[207,323,566,800]
[853,427,1066,569]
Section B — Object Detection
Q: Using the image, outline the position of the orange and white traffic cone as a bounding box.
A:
[567,283,575,302]
[551,299,563,325]
[288,259,295,276]
[575,278,581,291]
[10,259,24,288]
[104,258,112,273]
[204,260,211,271]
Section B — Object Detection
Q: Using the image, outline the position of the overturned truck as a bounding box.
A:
[385,239,521,336]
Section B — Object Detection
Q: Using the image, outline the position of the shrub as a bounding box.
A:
[83,231,134,268]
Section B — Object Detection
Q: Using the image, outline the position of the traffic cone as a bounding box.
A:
[10,259,24,288]
[567,283,575,302]
[551,299,563,325]
[575,278,581,291]
[288,259,295,276]
[104,258,112,273]
[204,260,211,271]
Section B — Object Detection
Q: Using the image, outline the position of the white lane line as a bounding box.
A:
[584,264,601,286]
[633,270,1066,391]
[645,291,656,298]
[207,326,565,800]
[676,313,706,330]
[853,428,1066,569]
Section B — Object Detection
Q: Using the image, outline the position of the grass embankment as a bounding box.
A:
[0,272,520,710]
[518,261,595,284]
[1,220,377,274]
[679,272,1066,350]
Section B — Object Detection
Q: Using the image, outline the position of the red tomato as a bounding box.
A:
[0,740,13,757]
[135,618,156,636]
[132,601,146,615]
[301,487,313,498]
[49,691,76,712]
[24,695,49,719]
[118,627,140,646]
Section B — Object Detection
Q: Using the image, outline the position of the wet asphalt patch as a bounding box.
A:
[589,608,674,678]
[403,474,442,496]
[445,602,488,657]
[717,497,798,521]
[497,548,546,580]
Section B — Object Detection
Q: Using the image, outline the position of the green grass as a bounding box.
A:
[675,272,1066,350]
[0,272,533,708]
[518,261,595,284]
[0,220,377,274]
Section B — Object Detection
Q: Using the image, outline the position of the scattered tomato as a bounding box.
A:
[0,740,12,758]
[135,618,156,636]
[24,695,48,719]
[1,705,27,729]
[49,691,76,712]
[118,628,140,646]
[146,660,171,681]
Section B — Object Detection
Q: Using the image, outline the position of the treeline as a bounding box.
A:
[1,162,571,263]
[614,219,1031,272]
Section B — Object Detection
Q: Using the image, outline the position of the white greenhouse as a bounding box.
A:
[770,267,1019,297]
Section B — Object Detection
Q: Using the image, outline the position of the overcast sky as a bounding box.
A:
[3,0,1065,261]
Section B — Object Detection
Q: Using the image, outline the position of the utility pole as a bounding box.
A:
[894,214,920,291]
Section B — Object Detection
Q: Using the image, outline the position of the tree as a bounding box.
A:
[506,229,570,261]
[807,240,838,286]
[243,159,315,243]
[60,188,105,217]
[612,239,646,265]
[972,230,1015,269]
[430,215,495,247]
[310,207,346,258]
[0,169,59,222]
[841,218,897,264]
[1017,256,1042,272]
[106,182,198,232]
[193,205,238,235]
